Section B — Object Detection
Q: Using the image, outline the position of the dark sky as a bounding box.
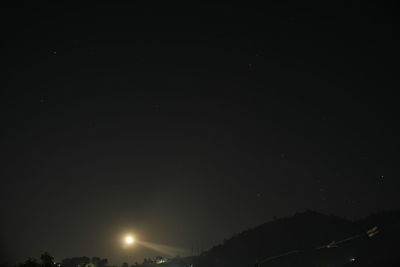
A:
[1,2,399,265]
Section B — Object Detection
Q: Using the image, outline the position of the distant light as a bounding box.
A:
[349,257,356,262]
[125,236,135,245]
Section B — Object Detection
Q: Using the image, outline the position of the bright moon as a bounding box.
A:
[125,236,135,245]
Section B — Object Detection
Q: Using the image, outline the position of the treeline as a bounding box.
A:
[14,252,60,267]
[61,257,108,267]
[4,254,110,267]
[5,253,187,267]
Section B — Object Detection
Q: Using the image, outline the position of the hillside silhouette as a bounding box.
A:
[8,210,400,267]
[190,210,400,267]
[144,210,399,267]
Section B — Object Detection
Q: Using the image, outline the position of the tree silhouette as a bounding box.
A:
[18,258,40,267]
[40,252,55,267]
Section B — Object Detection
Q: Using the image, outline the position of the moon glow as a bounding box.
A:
[125,236,135,245]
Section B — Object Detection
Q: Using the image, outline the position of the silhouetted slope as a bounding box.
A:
[88,210,399,267]
[195,211,352,267]
[192,210,400,267]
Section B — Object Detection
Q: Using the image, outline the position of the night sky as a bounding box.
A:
[1,2,399,265]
